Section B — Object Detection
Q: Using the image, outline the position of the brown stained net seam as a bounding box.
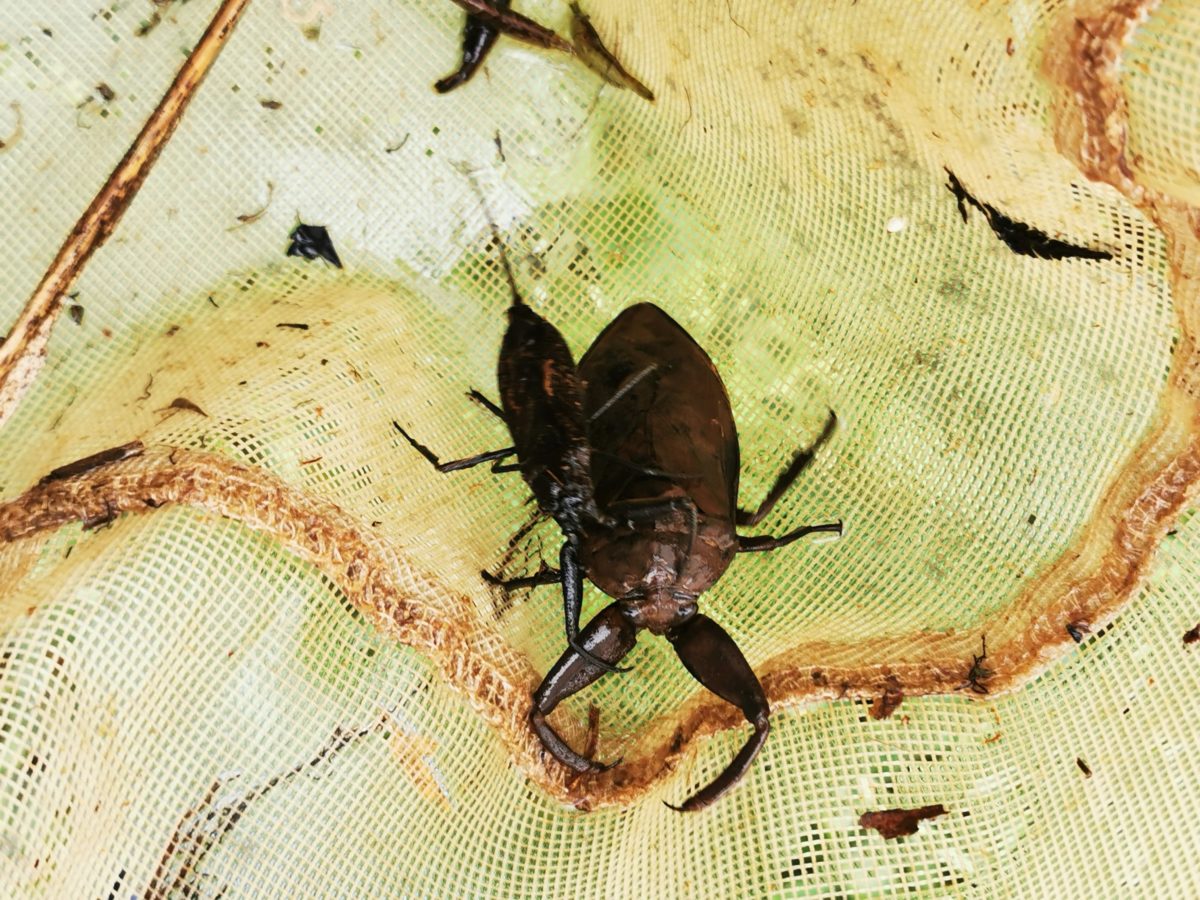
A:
[2,416,1198,811]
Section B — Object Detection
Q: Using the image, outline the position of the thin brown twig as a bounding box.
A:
[0,0,253,428]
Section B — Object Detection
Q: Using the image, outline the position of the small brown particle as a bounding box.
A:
[165,324,180,336]
[256,341,270,348]
[860,804,946,839]
[163,397,208,417]
[299,456,323,466]
[96,82,115,101]
[259,98,283,110]
[1076,757,1092,778]
[68,305,84,325]
[1184,624,1200,645]
[870,676,904,720]
[1006,37,1015,55]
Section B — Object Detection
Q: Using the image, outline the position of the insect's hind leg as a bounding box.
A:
[737,409,837,527]
[393,421,514,473]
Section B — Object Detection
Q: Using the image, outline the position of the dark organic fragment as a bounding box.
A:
[1076,757,1092,778]
[1184,624,1200,645]
[68,305,85,325]
[39,440,144,485]
[860,804,947,839]
[286,223,343,268]
[435,0,509,93]
[869,675,904,720]
[276,322,310,330]
[1067,621,1090,643]
[569,3,654,100]
[945,169,1113,261]
[82,500,118,531]
[961,635,993,694]
[259,98,282,110]
[162,397,208,417]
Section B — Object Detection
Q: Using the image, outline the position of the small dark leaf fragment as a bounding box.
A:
[276,322,309,330]
[286,223,342,268]
[96,82,115,102]
[162,397,208,417]
[944,168,1112,261]
[1184,624,1200,645]
[1076,757,1092,778]
[40,441,144,484]
[1067,621,1090,643]
[869,675,904,720]
[259,98,283,110]
[68,305,84,325]
[860,804,947,839]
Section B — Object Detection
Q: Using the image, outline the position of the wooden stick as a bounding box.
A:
[0,0,253,427]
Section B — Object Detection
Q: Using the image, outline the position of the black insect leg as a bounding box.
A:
[737,409,837,527]
[737,521,842,553]
[664,614,770,812]
[482,563,561,590]
[466,388,505,421]
[561,539,632,673]
[393,421,514,473]
[531,603,638,772]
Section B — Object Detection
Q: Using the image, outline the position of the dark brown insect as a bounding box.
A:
[397,235,840,811]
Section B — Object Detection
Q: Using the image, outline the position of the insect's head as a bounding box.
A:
[620,588,698,635]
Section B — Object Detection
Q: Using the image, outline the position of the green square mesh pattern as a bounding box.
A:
[1,0,1199,895]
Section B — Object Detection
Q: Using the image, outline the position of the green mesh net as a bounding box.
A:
[2,0,1200,895]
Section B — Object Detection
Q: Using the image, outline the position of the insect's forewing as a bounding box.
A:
[497,305,591,512]
[578,303,738,518]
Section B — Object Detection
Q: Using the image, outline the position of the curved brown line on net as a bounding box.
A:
[0,0,252,428]
[2,436,1198,810]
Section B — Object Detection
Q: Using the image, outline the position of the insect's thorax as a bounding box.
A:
[582,507,737,633]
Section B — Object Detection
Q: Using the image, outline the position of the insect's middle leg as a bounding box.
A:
[531,603,638,773]
[393,421,514,473]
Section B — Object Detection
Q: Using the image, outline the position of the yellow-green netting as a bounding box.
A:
[1,0,1199,895]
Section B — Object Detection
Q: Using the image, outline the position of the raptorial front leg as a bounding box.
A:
[665,614,770,812]
[531,604,638,772]
[561,540,631,674]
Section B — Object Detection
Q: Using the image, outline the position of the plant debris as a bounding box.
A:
[68,304,85,325]
[286,222,343,268]
[39,440,145,485]
[160,397,208,417]
[869,675,904,720]
[945,169,1112,261]
[234,181,275,226]
[961,635,993,694]
[860,804,947,839]
[1076,757,1092,778]
[569,3,654,100]
[259,98,283,110]
[276,322,309,330]
[1184,624,1200,645]
[1067,621,1090,643]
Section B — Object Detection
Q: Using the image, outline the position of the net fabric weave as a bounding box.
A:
[1,0,1199,895]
